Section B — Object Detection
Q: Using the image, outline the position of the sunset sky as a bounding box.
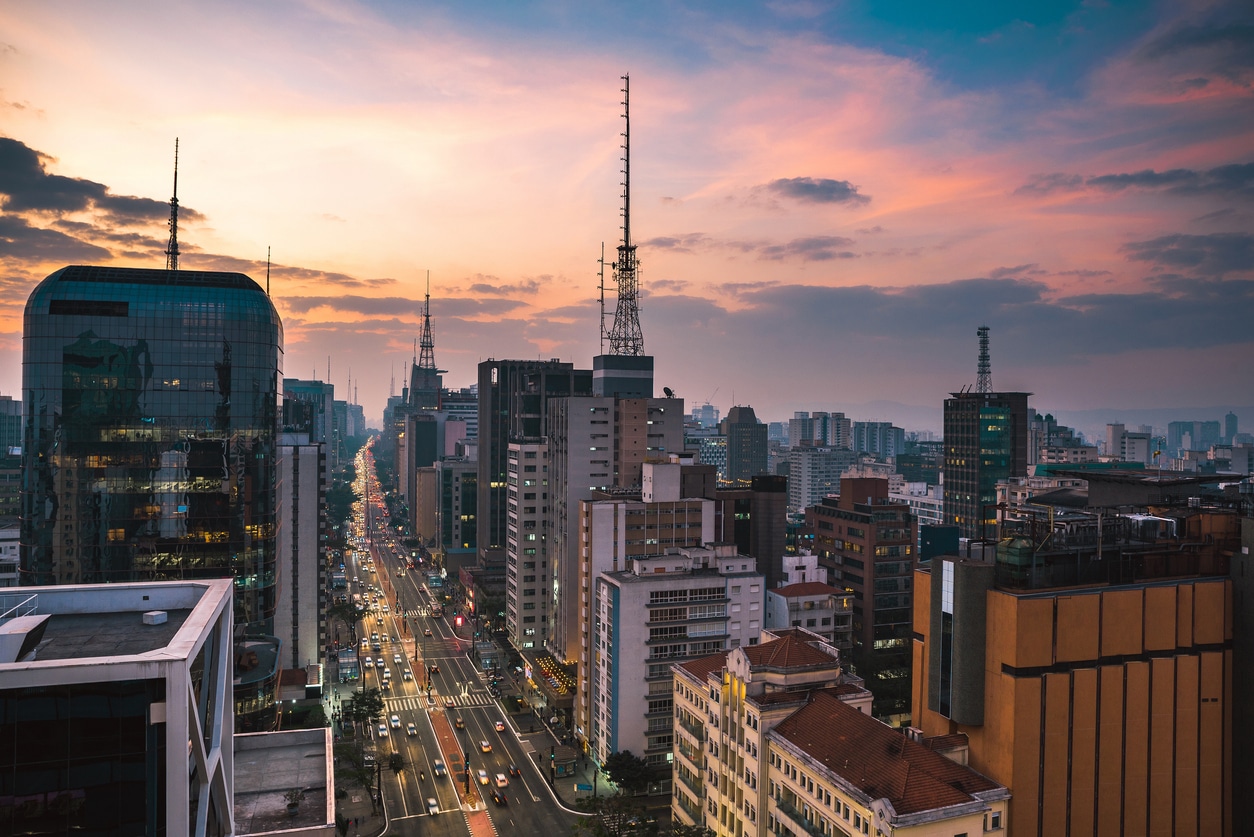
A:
[2,1,1251,433]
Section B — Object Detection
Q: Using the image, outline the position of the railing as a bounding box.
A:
[775,797,826,837]
[0,593,38,622]
[675,768,704,798]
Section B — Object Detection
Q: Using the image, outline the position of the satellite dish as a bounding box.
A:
[663,387,674,398]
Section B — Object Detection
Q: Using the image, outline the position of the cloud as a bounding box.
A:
[988,264,1046,279]
[855,225,885,235]
[281,294,524,319]
[759,235,857,261]
[1014,173,1085,196]
[0,137,201,223]
[762,177,871,205]
[1086,162,1254,199]
[640,233,714,253]
[0,214,111,262]
[1121,232,1253,276]
[464,275,545,296]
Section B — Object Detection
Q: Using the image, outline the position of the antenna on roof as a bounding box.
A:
[165,138,180,271]
[266,246,271,295]
[976,325,991,393]
[605,74,644,356]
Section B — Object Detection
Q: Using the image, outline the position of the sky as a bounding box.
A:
[1,0,1251,434]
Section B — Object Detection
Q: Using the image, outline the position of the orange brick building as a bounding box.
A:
[911,504,1236,837]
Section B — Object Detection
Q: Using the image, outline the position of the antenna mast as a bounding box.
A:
[266,246,271,295]
[606,74,644,356]
[597,242,607,353]
[418,271,440,373]
[976,325,991,393]
[165,138,180,271]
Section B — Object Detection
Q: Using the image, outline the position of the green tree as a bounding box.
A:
[388,751,406,776]
[601,750,656,796]
[666,825,714,837]
[343,687,385,731]
[571,795,657,837]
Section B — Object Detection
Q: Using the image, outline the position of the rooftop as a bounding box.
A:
[31,609,192,661]
[742,632,837,669]
[773,691,1004,816]
[772,582,842,598]
[233,729,334,835]
[676,650,730,681]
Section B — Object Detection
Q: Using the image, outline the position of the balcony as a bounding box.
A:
[675,768,704,799]
[677,714,705,741]
[774,796,826,837]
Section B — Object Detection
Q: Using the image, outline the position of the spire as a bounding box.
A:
[165,138,180,271]
[976,325,991,394]
[606,74,644,357]
[418,270,438,372]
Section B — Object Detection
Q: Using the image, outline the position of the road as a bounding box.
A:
[344,442,581,837]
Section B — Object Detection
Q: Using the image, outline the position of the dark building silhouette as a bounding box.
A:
[720,405,767,485]
[942,391,1030,539]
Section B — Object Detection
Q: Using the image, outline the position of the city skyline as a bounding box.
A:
[1,1,1251,427]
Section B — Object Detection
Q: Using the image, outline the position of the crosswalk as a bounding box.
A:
[387,692,493,710]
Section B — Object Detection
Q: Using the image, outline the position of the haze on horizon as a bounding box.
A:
[0,0,1250,430]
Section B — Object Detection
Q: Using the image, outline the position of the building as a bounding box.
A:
[850,421,905,459]
[0,445,19,527]
[805,478,917,720]
[593,544,763,772]
[433,456,477,558]
[20,266,283,729]
[890,482,944,535]
[942,390,1031,539]
[721,406,768,485]
[283,379,337,483]
[505,442,549,649]
[1104,422,1154,466]
[0,579,235,836]
[0,394,19,452]
[0,526,17,587]
[714,476,790,591]
[786,446,857,512]
[476,359,591,565]
[275,433,327,672]
[1168,419,1222,456]
[912,495,1238,837]
[764,581,853,653]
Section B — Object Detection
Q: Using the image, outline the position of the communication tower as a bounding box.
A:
[976,325,991,394]
[165,138,180,271]
[603,75,644,357]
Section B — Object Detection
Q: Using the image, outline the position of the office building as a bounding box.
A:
[0,394,19,451]
[805,478,917,720]
[721,406,768,485]
[942,390,1031,539]
[912,490,1238,837]
[787,446,857,512]
[763,581,853,653]
[0,579,235,836]
[850,421,905,459]
[283,379,336,483]
[0,526,18,587]
[593,543,762,773]
[505,442,549,649]
[275,433,326,671]
[432,456,477,558]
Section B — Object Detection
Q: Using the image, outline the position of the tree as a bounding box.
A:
[343,688,385,730]
[388,751,406,776]
[571,795,658,837]
[666,826,715,837]
[601,750,656,796]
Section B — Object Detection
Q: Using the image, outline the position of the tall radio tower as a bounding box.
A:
[165,138,180,271]
[976,325,991,393]
[604,74,644,357]
[418,271,440,374]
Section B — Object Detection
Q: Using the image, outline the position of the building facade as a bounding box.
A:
[505,442,549,649]
[721,406,768,486]
[942,391,1030,539]
[275,434,326,671]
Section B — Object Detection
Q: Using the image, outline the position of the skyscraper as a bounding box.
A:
[942,391,1030,539]
[721,405,768,485]
[21,265,283,728]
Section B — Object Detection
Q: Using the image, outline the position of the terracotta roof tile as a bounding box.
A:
[772,691,1001,815]
[677,651,729,681]
[742,633,837,669]
[773,582,841,597]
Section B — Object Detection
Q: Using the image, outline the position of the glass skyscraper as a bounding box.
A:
[21,266,283,636]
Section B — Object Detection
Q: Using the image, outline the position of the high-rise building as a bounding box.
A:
[505,442,548,649]
[787,446,857,512]
[283,379,336,483]
[0,394,20,450]
[942,390,1030,539]
[805,478,916,720]
[0,579,236,836]
[714,475,789,590]
[850,421,905,458]
[275,433,326,671]
[1225,411,1238,444]
[913,488,1238,837]
[721,405,768,485]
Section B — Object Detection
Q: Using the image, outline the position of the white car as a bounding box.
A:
[406,722,417,736]
[426,797,439,816]
[393,654,402,664]
[377,723,388,738]
[477,769,489,786]
[390,714,401,729]
[363,656,372,668]
[403,670,414,681]
[494,773,508,788]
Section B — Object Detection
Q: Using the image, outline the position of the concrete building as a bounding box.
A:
[432,456,477,558]
[505,442,549,649]
[0,526,17,587]
[851,421,905,459]
[764,581,853,653]
[714,476,790,591]
[593,544,763,772]
[890,482,944,534]
[275,434,326,672]
[912,498,1238,837]
[787,446,857,512]
[805,478,917,720]
[233,728,335,836]
[942,390,1031,539]
[283,380,337,483]
[721,406,768,486]
[0,579,235,836]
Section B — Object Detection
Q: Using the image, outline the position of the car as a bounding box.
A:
[477,769,489,786]
[433,759,446,777]
[454,716,464,729]
[371,633,379,642]
[430,664,439,674]
[444,696,455,708]
[382,667,392,678]
[381,634,390,643]
[372,642,382,652]
[490,788,507,806]
[480,740,492,753]
[390,714,401,729]
[377,724,388,738]
[393,654,402,664]
[406,722,417,736]
[380,680,391,692]
[383,604,390,613]
[376,616,383,625]
[426,797,439,816]
[363,656,372,668]
[508,764,521,777]
[494,720,505,732]
[423,628,432,637]
[403,669,413,681]
[494,773,508,788]
[376,659,386,669]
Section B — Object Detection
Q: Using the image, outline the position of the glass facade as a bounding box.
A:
[21,267,282,634]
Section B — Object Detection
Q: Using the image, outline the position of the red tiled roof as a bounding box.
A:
[743,633,837,669]
[279,668,308,687]
[772,691,1001,815]
[677,651,729,681]
[773,582,841,598]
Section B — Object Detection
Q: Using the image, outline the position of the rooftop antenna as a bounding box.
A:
[597,242,607,353]
[418,271,443,374]
[606,74,644,356]
[165,138,180,271]
[265,246,271,295]
[976,325,991,394]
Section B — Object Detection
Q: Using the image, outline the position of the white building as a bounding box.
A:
[890,482,944,530]
[276,434,327,672]
[592,543,763,774]
[506,442,550,649]
[787,446,857,512]
[0,579,235,836]
[0,525,17,587]
[764,581,853,652]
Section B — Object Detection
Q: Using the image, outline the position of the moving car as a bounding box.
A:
[426,797,439,816]
[479,740,492,753]
[423,628,432,636]
[494,720,506,732]
[477,769,489,785]
[490,789,507,806]
[393,654,402,664]
[444,696,455,708]
[363,656,372,668]
[403,669,413,681]
[406,722,417,736]
[433,759,446,777]
[390,714,401,729]
[508,764,521,777]
[377,724,388,738]
[494,773,508,788]
[454,717,464,729]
